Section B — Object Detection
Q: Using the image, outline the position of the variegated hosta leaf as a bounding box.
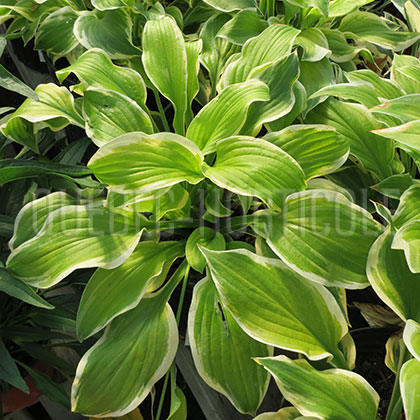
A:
[253,407,314,419]
[9,192,77,250]
[72,288,178,417]
[74,9,140,59]
[240,54,299,135]
[221,24,300,88]
[305,99,395,180]
[256,356,379,420]
[346,69,404,100]
[77,241,185,340]
[202,137,306,210]
[200,14,241,90]
[186,227,225,273]
[400,359,420,420]
[404,319,420,361]
[217,9,268,46]
[186,40,202,122]
[7,206,145,288]
[393,184,420,227]
[366,228,420,322]
[1,83,84,146]
[91,0,134,11]
[310,81,380,109]
[34,7,79,56]
[82,88,153,146]
[142,15,187,134]
[202,0,257,12]
[295,28,330,62]
[186,80,269,154]
[264,125,349,179]
[328,0,374,17]
[259,190,382,289]
[392,55,420,94]
[392,220,420,273]
[56,48,147,109]
[285,0,329,17]
[369,94,420,124]
[340,11,420,51]
[88,132,204,194]
[371,174,417,200]
[200,248,348,365]
[373,120,420,153]
[188,277,271,414]
[321,29,371,63]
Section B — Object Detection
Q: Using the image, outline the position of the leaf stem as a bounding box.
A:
[155,264,190,420]
[385,340,409,420]
[153,89,170,132]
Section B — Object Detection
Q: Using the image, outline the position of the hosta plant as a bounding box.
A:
[1,0,420,419]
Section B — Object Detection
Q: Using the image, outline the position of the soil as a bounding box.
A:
[352,328,401,420]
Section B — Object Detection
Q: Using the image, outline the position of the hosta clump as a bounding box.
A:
[2,0,420,418]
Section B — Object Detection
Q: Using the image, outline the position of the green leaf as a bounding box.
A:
[0,117,38,153]
[221,24,300,87]
[83,88,153,146]
[400,359,420,420]
[0,267,53,309]
[392,220,420,273]
[20,363,70,409]
[241,54,300,135]
[0,339,29,393]
[346,69,404,99]
[394,184,420,227]
[1,83,84,141]
[34,7,79,56]
[217,9,268,46]
[391,55,420,94]
[369,94,420,124]
[310,82,380,109]
[186,227,225,273]
[0,64,38,100]
[305,99,395,180]
[373,120,420,153]
[367,228,420,323]
[142,16,187,134]
[0,159,91,187]
[371,174,417,200]
[322,29,371,63]
[295,28,330,62]
[88,132,204,194]
[186,40,202,122]
[200,14,241,91]
[256,356,379,420]
[340,11,420,51]
[91,0,133,10]
[7,205,144,288]
[264,125,349,179]
[56,48,147,109]
[186,80,269,154]
[202,136,306,210]
[261,190,382,289]
[167,368,187,420]
[253,407,312,420]
[329,0,374,17]
[77,241,184,340]
[9,192,77,250]
[202,0,257,12]
[189,277,270,414]
[72,291,178,416]
[200,248,348,364]
[404,319,420,361]
[74,10,140,59]
[285,0,329,17]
